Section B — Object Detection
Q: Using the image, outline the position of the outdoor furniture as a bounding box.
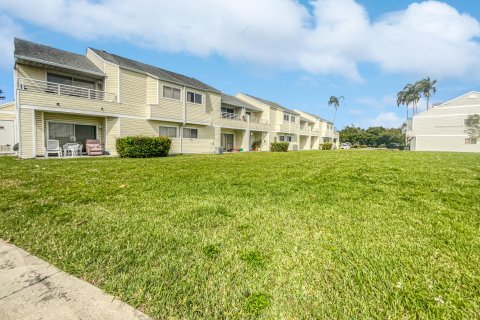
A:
[45,140,62,158]
[77,144,83,156]
[63,143,80,157]
[85,139,104,156]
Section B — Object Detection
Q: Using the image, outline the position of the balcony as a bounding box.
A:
[18,78,117,103]
[299,126,312,136]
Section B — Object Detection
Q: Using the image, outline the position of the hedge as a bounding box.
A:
[320,143,333,150]
[116,136,172,158]
[271,142,289,152]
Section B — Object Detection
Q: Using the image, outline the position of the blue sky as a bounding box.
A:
[1,0,479,129]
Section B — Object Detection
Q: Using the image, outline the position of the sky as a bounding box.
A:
[0,0,479,129]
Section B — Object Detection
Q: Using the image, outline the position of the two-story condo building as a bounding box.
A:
[4,38,335,158]
[407,91,480,153]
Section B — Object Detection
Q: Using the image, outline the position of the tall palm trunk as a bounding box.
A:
[332,108,338,125]
[426,95,430,110]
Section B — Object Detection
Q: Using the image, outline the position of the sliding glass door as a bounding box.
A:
[48,122,97,152]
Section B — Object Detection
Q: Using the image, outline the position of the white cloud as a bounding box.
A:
[0,0,479,80]
[369,112,404,128]
[0,15,23,69]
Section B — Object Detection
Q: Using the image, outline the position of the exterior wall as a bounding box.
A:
[17,64,45,81]
[120,69,147,107]
[410,99,480,152]
[146,76,158,105]
[104,63,120,99]
[0,102,16,120]
[19,108,34,158]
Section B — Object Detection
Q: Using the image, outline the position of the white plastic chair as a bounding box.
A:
[45,140,62,158]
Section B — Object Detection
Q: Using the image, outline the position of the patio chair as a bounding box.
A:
[45,139,62,158]
[85,139,104,156]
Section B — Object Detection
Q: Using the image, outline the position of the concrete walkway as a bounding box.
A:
[0,240,150,320]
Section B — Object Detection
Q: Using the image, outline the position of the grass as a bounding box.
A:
[0,150,479,319]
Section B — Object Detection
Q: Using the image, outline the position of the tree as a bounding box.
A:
[418,77,437,110]
[328,96,344,126]
[0,89,5,100]
[465,114,480,139]
[403,83,421,116]
[397,90,409,120]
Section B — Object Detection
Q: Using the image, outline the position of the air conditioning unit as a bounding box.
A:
[292,144,298,151]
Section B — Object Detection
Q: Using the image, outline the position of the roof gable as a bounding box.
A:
[90,48,220,93]
[241,93,300,115]
[14,38,103,77]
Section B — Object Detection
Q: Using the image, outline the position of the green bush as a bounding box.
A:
[252,140,262,150]
[320,143,333,150]
[360,145,368,148]
[271,142,289,152]
[353,145,360,149]
[116,136,172,158]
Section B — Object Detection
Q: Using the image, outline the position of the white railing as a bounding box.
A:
[300,126,311,131]
[221,112,242,121]
[18,78,117,103]
[250,116,269,125]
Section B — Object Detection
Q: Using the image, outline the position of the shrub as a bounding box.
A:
[271,142,289,152]
[360,145,368,148]
[353,145,360,149]
[252,140,262,151]
[116,136,172,158]
[320,143,333,150]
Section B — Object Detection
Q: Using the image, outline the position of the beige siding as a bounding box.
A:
[86,49,105,72]
[120,118,157,136]
[0,102,15,112]
[104,63,119,99]
[186,102,210,124]
[19,108,34,158]
[105,117,121,156]
[17,64,45,81]
[442,92,480,107]
[146,76,158,105]
[415,136,480,152]
[120,69,147,106]
[35,111,44,155]
[181,125,215,154]
[18,91,141,117]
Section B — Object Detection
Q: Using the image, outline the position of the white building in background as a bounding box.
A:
[407,91,480,153]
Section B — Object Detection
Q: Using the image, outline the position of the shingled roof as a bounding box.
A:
[242,93,300,115]
[90,48,220,93]
[221,94,262,111]
[14,38,104,77]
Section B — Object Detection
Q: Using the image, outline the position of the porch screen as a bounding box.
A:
[48,122,97,150]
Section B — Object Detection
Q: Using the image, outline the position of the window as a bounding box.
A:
[221,107,234,114]
[159,126,177,138]
[283,113,289,121]
[290,116,296,123]
[465,138,477,144]
[279,135,293,142]
[187,91,202,104]
[163,86,181,100]
[183,128,198,139]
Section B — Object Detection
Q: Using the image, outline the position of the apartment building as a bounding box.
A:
[407,91,480,152]
[9,38,335,158]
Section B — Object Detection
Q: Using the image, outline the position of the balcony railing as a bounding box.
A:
[250,116,269,125]
[18,78,117,103]
[221,112,242,121]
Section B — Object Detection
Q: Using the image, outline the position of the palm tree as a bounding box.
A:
[397,90,409,120]
[0,89,5,100]
[328,95,344,125]
[403,83,421,116]
[418,77,437,110]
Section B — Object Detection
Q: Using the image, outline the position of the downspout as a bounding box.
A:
[14,64,21,158]
[181,86,186,154]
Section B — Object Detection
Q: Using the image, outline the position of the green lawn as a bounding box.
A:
[0,151,479,319]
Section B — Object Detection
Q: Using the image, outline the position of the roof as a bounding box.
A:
[14,38,104,77]
[221,94,262,111]
[90,48,220,93]
[294,109,332,124]
[242,93,300,115]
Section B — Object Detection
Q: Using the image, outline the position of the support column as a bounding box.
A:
[214,126,222,152]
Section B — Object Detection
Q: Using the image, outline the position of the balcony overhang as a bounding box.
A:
[15,56,105,80]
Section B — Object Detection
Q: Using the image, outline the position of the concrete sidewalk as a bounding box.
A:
[0,240,150,320]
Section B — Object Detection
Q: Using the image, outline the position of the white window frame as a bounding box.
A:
[187,91,203,105]
[465,137,477,144]
[183,127,198,139]
[162,84,182,101]
[159,126,178,139]
[290,115,296,123]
